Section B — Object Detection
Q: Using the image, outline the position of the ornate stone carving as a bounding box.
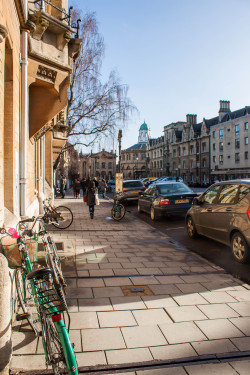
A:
[68,38,82,61]
[0,25,8,43]
[30,13,49,40]
[37,65,57,83]
[25,20,36,33]
[64,31,71,43]
[31,121,54,144]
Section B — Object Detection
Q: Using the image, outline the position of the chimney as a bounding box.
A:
[219,100,230,121]
[186,114,197,125]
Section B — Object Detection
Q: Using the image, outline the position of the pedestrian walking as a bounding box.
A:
[60,174,67,199]
[99,178,107,198]
[80,177,87,197]
[93,177,99,189]
[75,178,81,198]
[86,180,97,219]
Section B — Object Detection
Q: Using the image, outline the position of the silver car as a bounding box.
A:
[186,179,250,263]
[121,180,146,201]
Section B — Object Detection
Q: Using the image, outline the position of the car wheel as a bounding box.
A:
[186,216,197,239]
[150,206,156,221]
[231,232,250,264]
[138,201,142,213]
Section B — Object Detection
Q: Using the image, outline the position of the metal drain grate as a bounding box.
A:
[38,242,64,252]
[121,285,154,296]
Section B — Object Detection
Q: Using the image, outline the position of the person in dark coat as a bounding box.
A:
[80,178,87,197]
[86,180,97,219]
[75,178,81,198]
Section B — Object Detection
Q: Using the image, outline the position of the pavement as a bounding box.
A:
[10,192,250,374]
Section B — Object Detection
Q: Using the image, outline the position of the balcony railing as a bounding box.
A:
[34,0,72,25]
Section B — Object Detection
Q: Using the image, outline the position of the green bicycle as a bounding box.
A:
[0,219,78,375]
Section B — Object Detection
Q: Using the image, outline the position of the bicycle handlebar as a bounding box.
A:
[18,217,35,224]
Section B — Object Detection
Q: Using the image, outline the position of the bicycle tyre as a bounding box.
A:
[111,203,126,221]
[15,268,41,336]
[52,206,73,229]
[43,238,67,310]
[48,235,67,288]
[41,311,78,375]
[41,311,67,374]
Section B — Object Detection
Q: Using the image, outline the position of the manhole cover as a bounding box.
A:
[38,242,64,252]
[121,285,154,296]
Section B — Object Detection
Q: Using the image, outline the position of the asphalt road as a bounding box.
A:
[125,201,250,285]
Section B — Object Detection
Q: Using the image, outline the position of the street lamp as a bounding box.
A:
[146,157,150,177]
[135,156,139,179]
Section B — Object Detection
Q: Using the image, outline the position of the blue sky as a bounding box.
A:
[70,0,250,151]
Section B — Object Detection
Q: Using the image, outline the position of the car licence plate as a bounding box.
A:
[129,191,138,193]
[175,199,189,204]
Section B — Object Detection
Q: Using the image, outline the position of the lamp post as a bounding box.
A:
[118,130,122,173]
[135,156,139,179]
[146,157,150,177]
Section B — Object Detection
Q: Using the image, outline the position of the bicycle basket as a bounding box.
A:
[0,235,38,268]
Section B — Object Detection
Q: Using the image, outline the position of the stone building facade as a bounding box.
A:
[210,101,250,181]
[0,0,80,225]
[147,136,164,177]
[83,150,116,180]
[162,101,250,185]
[171,115,211,185]
[121,122,149,179]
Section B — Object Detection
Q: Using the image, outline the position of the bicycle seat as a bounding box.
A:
[27,267,52,280]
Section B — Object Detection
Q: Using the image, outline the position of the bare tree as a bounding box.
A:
[67,12,136,148]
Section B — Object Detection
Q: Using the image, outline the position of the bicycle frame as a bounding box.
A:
[8,223,78,374]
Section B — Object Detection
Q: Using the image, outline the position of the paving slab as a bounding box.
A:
[122,325,167,348]
[132,308,173,325]
[184,362,239,375]
[198,303,240,319]
[195,319,245,340]
[70,311,99,329]
[191,338,239,355]
[81,328,126,351]
[150,343,197,360]
[229,359,250,375]
[106,348,153,365]
[166,305,208,322]
[98,310,137,328]
[159,322,207,344]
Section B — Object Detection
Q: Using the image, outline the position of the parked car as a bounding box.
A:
[121,180,146,201]
[140,177,157,184]
[186,179,250,263]
[107,180,115,193]
[148,176,183,186]
[138,181,197,220]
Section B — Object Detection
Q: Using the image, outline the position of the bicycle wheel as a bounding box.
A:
[52,206,73,229]
[111,203,126,221]
[15,268,41,336]
[47,235,67,287]
[43,239,67,310]
[41,311,67,374]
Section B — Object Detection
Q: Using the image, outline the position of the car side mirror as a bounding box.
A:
[192,197,201,206]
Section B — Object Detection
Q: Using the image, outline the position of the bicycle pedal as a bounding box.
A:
[16,313,31,321]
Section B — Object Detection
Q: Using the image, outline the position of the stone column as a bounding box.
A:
[0,254,12,373]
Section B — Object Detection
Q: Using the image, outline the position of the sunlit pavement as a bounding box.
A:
[10,191,250,374]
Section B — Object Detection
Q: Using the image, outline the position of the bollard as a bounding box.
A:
[0,254,12,373]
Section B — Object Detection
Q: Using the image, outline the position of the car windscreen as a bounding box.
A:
[123,181,144,188]
[157,183,192,195]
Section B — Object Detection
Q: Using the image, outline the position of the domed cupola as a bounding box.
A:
[138,121,150,143]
